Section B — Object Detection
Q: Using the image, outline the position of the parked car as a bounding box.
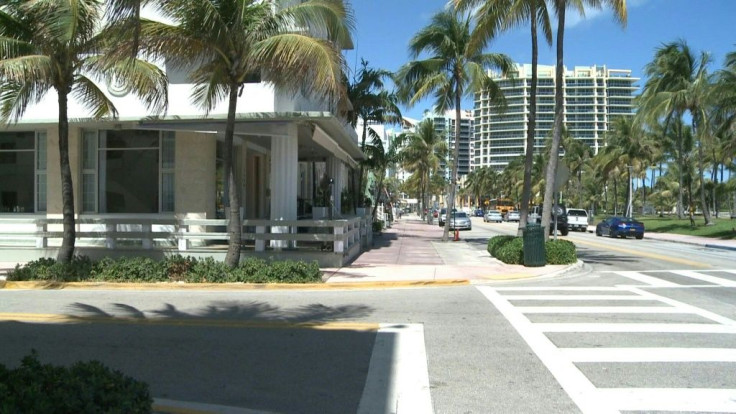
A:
[596,216,644,239]
[506,210,520,222]
[449,211,472,230]
[566,208,589,232]
[484,209,503,223]
[474,208,484,217]
[438,208,457,227]
[530,204,569,235]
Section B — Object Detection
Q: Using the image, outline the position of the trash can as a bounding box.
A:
[523,223,546,267]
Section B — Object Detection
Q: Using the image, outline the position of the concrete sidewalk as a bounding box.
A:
[323,216,576,284]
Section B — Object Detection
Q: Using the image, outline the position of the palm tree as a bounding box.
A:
[455,0,552,234]
[364,133,403,219]
[541,0,627,238]
[395,9,512,241]
[135,0,352,267]
[638,40,714,225]
[399,119,447,221]
[344,60,402,210]
[562,134,592,208]
[0,0,168,263]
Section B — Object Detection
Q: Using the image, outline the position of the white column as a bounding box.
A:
[327,156,343,217]
[270,124,298,249]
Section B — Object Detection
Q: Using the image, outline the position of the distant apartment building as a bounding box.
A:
[473,64,638,171]
[426,110,474,179]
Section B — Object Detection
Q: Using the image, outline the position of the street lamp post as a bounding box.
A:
[626,165,633,218]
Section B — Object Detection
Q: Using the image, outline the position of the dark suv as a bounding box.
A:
[531,204,569,236]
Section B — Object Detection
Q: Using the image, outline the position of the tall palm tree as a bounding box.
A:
[638,40,714,224]
[344,60,402,210]
[541,0,627,239]
[0,0,168,263]
[395,9,512,241]
[562,134,592,208]
[364,133,403,219]
[455,0,552,234]
[134,0,352,267]
[399,119,447,221]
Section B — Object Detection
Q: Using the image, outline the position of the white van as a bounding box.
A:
[566,208,589,232]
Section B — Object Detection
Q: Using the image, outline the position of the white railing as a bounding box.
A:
[0,215,373,255]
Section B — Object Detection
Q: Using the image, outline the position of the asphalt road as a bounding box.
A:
[1,222,735,413]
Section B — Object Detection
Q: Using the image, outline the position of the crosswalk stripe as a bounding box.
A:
[516,306,685,314]
[611,271,680,287]
[537,323,736,333]
[627,287,736,325]
[595,388,736,413]
[503,295,649,301]
[561,347,736,362]
[670,270,736,287]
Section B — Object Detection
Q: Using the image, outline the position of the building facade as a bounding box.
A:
[473,64,638,171]
[428,110,474,179]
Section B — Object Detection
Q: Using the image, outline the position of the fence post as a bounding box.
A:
[142,223,153,249]
[105,223,116,249]
[333,223,344,253]
[35,221,47,248]
[178,223,189,251]
[255,226,266,252]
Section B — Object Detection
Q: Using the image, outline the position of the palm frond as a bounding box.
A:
[71,75,118,119]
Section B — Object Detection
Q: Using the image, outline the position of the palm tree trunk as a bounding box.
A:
[443,94,463,242]
[56,88,76,263]
[357,123,368,209]
[542,1,566,240]
[371,174,385,219]
[519,6,539,236]
[696,134,711,224]
[224,84,242,267]
[613,177,618,215]
[677,123,685,219]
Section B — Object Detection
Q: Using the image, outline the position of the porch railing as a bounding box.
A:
[0,215,373,255]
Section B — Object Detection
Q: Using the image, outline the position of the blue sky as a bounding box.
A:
[343,0,736,120]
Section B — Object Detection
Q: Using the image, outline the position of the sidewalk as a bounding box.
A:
[322,216,576,284]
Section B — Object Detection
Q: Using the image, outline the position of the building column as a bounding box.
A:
[327,156,344,217]
[270,124,298,249]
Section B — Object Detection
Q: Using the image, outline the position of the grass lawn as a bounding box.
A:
[637,216,736,240]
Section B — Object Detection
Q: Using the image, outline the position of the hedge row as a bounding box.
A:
[0,351,151,413]
[487,235,577,266]
[7,255,323,284]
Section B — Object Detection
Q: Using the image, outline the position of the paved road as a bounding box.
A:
[1,220,735,413]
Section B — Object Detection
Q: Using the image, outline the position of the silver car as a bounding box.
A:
[484,209,503,223]
[450,211,472,230]
[506,210,520,222]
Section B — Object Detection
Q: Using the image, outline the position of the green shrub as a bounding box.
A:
[7,256,93,282]
[186,257,231,283]
[487,235,516,257]
[0,351,151,413]
[494,237,524,265]
[9,256,323,284]
[372,220,383,233]
[91,257,166,282]
[545,239,577,264]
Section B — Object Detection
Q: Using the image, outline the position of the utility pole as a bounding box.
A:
[626,165,633,218]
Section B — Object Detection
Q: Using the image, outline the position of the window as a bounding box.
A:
[0,131,46,213]
[82,130,175,214]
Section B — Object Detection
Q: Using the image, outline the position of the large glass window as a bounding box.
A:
[0,131,45,213]
[82,130,174,214]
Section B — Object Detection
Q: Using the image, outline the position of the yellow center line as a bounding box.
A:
[0,312,379,331]
[572,238,711,268]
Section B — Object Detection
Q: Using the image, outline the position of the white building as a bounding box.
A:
[473,64,638,171]
[427,110,474,179]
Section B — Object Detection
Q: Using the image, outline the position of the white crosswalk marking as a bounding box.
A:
[670,270,736,287]
[610,270,680,286]
[477,276,736,414]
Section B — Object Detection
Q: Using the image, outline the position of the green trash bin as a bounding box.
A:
[523,223,546,267]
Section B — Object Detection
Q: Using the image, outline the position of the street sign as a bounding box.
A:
[553,164,570,193]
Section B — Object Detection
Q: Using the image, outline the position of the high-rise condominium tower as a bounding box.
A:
[473,64,638,171]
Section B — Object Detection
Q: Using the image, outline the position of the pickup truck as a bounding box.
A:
[566,208,589,232]
[530,204,569,236]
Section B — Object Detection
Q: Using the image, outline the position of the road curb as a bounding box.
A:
[0,279,470,291]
